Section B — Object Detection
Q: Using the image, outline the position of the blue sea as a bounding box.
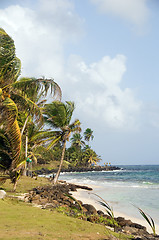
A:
[58,165,159,225]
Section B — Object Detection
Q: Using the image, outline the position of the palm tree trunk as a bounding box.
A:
[23,130,28,176]
[21,114,29,137]
[53,140,66,184]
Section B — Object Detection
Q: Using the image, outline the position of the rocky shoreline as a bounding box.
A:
[23,181,158,240]
[34,165,121,176]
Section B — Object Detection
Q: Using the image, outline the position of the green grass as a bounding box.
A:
[1,176,49,193]
[0,177,132,240]
[0,198,105,240]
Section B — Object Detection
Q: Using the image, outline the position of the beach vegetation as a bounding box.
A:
[84,128,94,146]
[43,101,81,184]
[0,28,102,190]
[82,148,101,167]
[0,28,61,188]
[0,197,131,240]
[136,206,156,236]
[90,193,118,232]
[1,176,133,240]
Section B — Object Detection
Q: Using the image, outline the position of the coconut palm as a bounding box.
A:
[43,101,81,184]
[83,128,94,146]
[0,28,61,187]
[82,148,101,167]
[0,28,22,174]
[70,133,85,149]
[16,77,61,175]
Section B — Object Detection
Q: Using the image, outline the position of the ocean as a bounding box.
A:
[58,165,159,226]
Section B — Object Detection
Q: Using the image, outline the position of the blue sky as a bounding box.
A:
[0,0,159,165]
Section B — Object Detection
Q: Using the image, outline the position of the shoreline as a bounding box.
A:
[70,184,159,235]
[34,165,121,176]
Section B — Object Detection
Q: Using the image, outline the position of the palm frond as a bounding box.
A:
[0,28,21,87]
[13,77,62,101]
[90,193,114,218]
[64,193,83,214]
[1,97,21,167]
[30,130,57,142]
[134,205,156,236]
[47,135,62,150]
[43,101,67,128]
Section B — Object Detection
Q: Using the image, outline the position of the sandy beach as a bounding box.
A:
[71,185,159,235]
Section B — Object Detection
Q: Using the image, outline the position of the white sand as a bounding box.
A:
[71,186,159,234]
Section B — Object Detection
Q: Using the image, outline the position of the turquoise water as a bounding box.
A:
[59,165,159,225]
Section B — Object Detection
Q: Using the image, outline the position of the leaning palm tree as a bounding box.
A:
[0,28,22,176]
[0,28,61,187]
[83,128,94,146]
[43,101,81,184]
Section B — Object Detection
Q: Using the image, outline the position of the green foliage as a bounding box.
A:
[84,128,94,144]
[91,193,118,232]
[0,28,101,189]
[64,193,83,212]
[136,206,156,236]
[43,101,81,183]
[0,28,62,188]
[82,148,101,167]
[70,133,85,148]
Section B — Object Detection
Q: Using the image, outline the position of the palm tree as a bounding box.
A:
[84,128,94,146]
[0,28,22,174]
[43,101,81,184]
[82,148,101,167]
[16,78,61,175]
[70,133,85,148]
[0,28,61,187]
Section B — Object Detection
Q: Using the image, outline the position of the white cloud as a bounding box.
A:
[90,0,149,26]
[0,0,142,131]
[65,55,142,130]
[0,0,83,79]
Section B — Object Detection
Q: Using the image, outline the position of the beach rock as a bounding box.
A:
[42,203,56,209]
[97,210,104,216]
[130,223,146,231]
[117,219,132,227]
[33,165,121,176]
[69,184,77,191]
[74,184,93,191]
[0,190,6,199]
[116,217,125,222]
[82,204,97,215]
[123,226,154,240]
[87,215,100,223]
[103,214,112,220]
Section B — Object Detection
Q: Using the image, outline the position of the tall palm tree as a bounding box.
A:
[43,101,81,184]
[0,28,61,187]
[16,77,61,175]
[84,128,94,146]
[0,28,22,173]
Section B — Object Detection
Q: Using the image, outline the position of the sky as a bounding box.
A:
[0,0,159,165]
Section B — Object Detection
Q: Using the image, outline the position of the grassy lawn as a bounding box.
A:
[0,177,132,240]
[0,198,108,240]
